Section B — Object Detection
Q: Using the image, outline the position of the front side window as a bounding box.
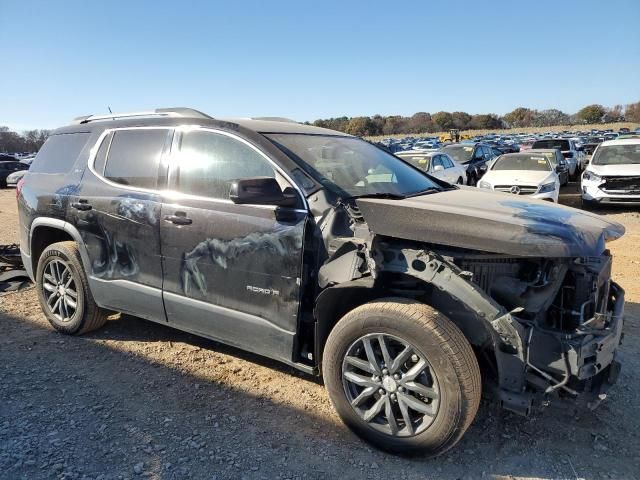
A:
[176,130,276,199]
[103,129,168,189]
[267,134,442,198]
[432,156,444,169]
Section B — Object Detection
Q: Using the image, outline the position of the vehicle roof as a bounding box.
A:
[52,114,347,137]
[527,148,560,153]
[396,150,438,157]
[599,138,640,147]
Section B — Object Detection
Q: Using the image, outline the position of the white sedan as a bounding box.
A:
[477,152,560,202]
[396,150,466,184]
[581,138,640,208]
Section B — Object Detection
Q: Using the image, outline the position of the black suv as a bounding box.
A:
[0,160,28,188]
[441,143,497,185]
[18,108,625,456]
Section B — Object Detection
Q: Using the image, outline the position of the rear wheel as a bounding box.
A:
[36,241,109,335]
[323,298,481,456]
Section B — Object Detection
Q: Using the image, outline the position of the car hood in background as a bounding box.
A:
[482,170,555,186]
[356,187,625,257]
[587,164,640,177]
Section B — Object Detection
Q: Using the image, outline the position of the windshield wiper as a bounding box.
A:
[406,187,441,197]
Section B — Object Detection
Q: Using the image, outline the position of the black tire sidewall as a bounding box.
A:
[323,305,465,455]
[36,244,87,334]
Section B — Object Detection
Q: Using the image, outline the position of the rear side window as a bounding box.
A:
[29,133,90,174]
[103,129,168,189]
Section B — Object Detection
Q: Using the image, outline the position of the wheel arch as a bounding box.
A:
[30,218,91,276]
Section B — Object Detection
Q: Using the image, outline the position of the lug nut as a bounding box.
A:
[398,386,405,392]
[390,393,397,401]
[378,389,385,395]
[393,373,400,380]
[382,368,389,375]
[411,354,419,362]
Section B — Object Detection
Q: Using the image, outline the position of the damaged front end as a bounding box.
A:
[315,192,625,416]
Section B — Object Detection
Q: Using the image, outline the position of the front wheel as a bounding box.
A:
[323,298,481,456]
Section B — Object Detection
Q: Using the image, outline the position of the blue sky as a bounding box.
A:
[1,0,639,131]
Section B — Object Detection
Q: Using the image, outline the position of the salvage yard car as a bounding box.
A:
[440,142,496,185]
[17,108,626,456]
[395,150,466,184]
[581,137,640,208]
[478,152,561,202]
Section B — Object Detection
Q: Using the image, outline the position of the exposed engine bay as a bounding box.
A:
[314,194,625,415]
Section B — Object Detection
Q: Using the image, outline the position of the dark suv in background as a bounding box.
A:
[0,160,28,188]
[17,108,626,456]
[441,142,497,185]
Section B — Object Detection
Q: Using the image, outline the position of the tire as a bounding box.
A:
[323,298,481,456]
[467,172,477,186]
[36,241,108,335]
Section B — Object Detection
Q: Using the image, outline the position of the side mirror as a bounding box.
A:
[556,165,563,173]
[229,177,299,208]
[433,165,444,172]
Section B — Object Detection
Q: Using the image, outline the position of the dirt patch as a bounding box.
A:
[1,186,639,479]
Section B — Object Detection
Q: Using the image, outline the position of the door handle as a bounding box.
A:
[71,200,92,211]
[164,213,192,225]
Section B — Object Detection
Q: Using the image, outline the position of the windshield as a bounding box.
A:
[532,139,570,151]
[492,154,551,171]
[266,134,442,198]
[592,144,640,165]
[443,145,474,164]
[396,153,431,171]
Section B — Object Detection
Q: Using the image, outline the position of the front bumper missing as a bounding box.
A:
[522,282,625,411]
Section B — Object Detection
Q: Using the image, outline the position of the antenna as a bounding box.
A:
[108,106,114,120]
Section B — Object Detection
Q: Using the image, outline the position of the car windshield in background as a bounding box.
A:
[266,134,442,198]
[592,145,640,165]
[532,139,570,151]
[443,145,474,164]
[396,153,431,171]
[492,154,551,171]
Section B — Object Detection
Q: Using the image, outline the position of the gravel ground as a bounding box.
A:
[1,186,639,480]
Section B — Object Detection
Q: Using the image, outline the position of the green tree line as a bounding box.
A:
[310,101,640,136]
[0,127,51,154]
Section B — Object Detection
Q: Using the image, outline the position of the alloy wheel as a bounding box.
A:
[341,333,440,437]
[42,259,78,322]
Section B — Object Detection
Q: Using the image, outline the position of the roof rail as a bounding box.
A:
[251,117,298,123]
[72,107,213,124]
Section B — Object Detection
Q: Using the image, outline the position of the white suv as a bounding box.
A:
[581,138,640,208]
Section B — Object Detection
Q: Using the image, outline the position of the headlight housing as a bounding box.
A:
[478,180,492,189]
[582,170,602,183]
[538,182,556,193]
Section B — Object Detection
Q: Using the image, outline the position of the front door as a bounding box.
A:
[160,127,307,363]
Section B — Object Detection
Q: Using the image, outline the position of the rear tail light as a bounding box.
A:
[16,178,25,199]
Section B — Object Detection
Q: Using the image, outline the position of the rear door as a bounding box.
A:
[160,127,308,364]
[69,127,172,321]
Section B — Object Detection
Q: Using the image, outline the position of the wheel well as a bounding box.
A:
[314,274,495,371]
[31,226,74,273]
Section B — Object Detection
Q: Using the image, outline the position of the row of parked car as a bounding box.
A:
[380,130,640,207]
[0,153,34,188]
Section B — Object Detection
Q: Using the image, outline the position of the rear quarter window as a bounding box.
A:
[29,133,91,174]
